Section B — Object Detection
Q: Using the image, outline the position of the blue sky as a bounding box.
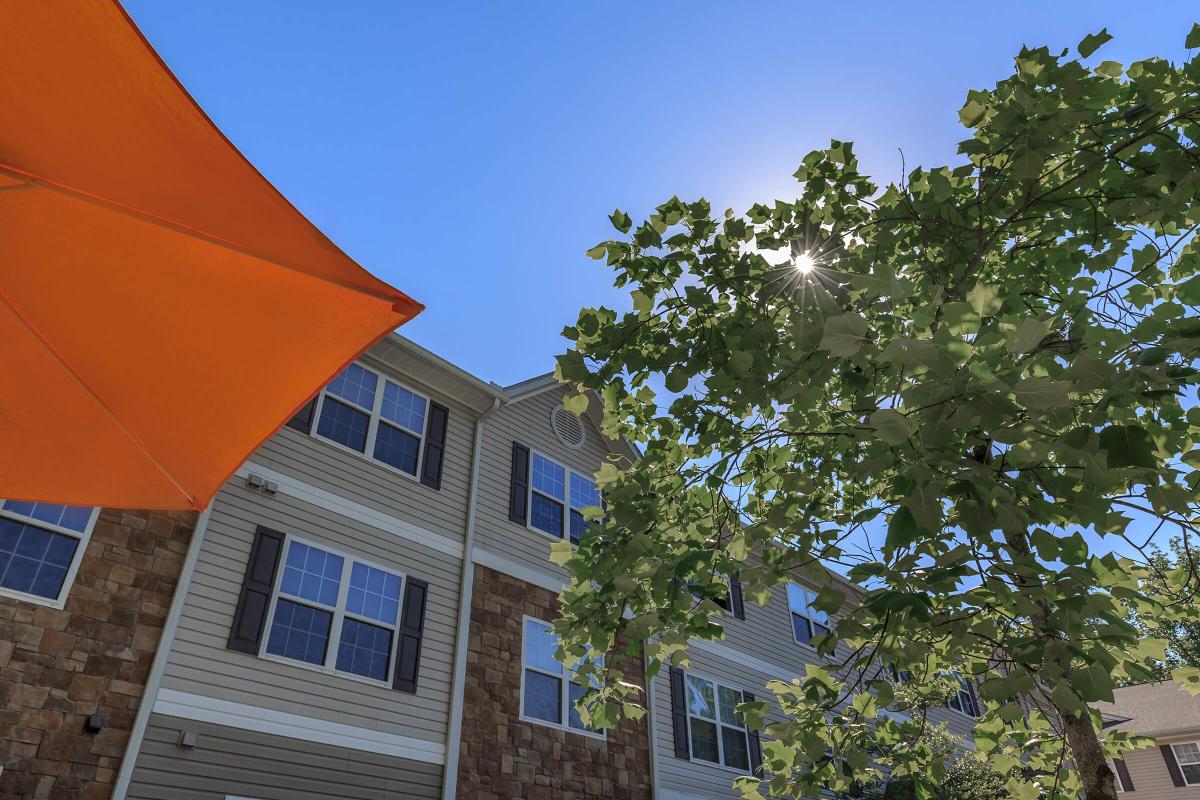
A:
[123,1,1197,387]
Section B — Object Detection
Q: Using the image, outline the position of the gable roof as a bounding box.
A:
[1093,681,1200,737]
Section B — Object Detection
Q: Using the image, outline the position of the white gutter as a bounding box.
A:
[112,505,213,800]
[645,651,661,798]
[441,396,502,800]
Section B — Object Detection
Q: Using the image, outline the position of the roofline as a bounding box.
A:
[387,333,508,402]
[502,372,559,400]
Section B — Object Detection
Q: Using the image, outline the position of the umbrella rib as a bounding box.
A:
[0,284,197,508]
[0,163,423,315]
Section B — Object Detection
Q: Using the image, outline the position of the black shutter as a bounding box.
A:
[393,577,429,693]
[744,690,763,773]
[420,402,449,490]
[285,396,318,434]
[508,442,530,524]
[1113,758,1134,792]
[1162,744,1187,787]
[670,666,690,759]
[227,526,285,654]
[730,573,746,620]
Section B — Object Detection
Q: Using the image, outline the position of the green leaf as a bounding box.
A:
[585,243,607,260]
[630,290,654,315]
[967,283,1003,316]
[885,506,921,550]
[1187,22,1200,49]
[609,209,632,233]
[870,409,913,446]
[1005,318,1053,354]
[1078,28,1113,58]
[819,313,870,356]
[562,392,589,416]
[1014,377,1072,410]
[1099,425,1157,469]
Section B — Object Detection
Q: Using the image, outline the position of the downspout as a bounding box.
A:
[645,649,661,798]
[441,396,502,800]
[112,505,213,800]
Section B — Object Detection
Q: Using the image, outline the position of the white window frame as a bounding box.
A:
[526,450,599,544]
[1171,741,1200,786]
[946,674,982,719]
[0,502,100,609]
[310,361,429,481]
[683,670,751,774]
[259,534,406,689]
[518,614,605,739]
[1108,759,1124,793]
[787,582,830,649]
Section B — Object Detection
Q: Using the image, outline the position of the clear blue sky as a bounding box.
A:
[124,1,1197,387]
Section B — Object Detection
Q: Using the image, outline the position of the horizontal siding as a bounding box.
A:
[126,713,441,800]
[474,384,615,582]
[1119,734,1200,800]
[161,479,461,743]
[251,348,478,544]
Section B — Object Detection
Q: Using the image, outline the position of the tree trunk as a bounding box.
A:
[1059,703,1118,800]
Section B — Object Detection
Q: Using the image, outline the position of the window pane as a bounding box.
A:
[380,381,426,434]
[1,501,92,533]
[1175,743,1200,762]
[718,686,743,726]
[686,674,715,719]
[280,541,344,607]
[689,717,720,763]
[346,562,402,625]
[316,397,370,452]
[530,494,564,538]
[532,455,565,500]
[266,599,331,665]
[373,422,420,475]
[569,509,588,545]
[0,518,78,599]
[335,617,393,681]
[568,680,590,730]
[523,618,562,675]
[325,363,377,410]
[787,583,813,615]
[792,613,814,645]
[523,670,562,723]
[1182,764,1200,785]
[721,725,750,771]
[569,473,601,511]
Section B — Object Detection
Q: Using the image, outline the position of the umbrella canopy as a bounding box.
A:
[0,1,423,510]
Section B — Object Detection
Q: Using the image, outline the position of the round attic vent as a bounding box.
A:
[551,403,586,450]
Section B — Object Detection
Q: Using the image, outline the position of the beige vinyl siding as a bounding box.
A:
[126,713,441,800]
[474,384,614,581]
[1117,734,1200,800]
[251,348,478,542]
[160,478,461,744]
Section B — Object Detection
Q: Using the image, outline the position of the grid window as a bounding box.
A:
[0,501,97,606]
[311,362,430,478]
[947,675,981,718]
[686,673,750,771]
[526,451,601,545]
[1172,742,1200,785]
[787,583,830,646]
[263,538,405,684]
[521,617,603,735]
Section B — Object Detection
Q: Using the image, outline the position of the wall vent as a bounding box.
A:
[550,404,586,450]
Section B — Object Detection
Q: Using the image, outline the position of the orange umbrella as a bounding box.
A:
[0,1,423,510]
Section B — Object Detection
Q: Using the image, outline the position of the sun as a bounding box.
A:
[793,251,816,274]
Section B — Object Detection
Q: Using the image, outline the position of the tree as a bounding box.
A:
[552,26,1200,800]
[1127,537,1200,681]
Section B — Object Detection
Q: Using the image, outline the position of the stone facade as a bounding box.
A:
[457,565,653,800]
[0,508,197,800]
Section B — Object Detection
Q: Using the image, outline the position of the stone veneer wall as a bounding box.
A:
[457,565,653,800]
[0,508,197,800]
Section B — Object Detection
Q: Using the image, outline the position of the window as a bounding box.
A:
[787,583,830,646]
[520,617,602,735]
[686,673,750,771]
[947,675,981,718]
[1172,742,1200,785]
[313,362,428,478]
[1108,760,1124,793]
[0,501,98,606]
[528,452,600,545]
[263,538,405,684]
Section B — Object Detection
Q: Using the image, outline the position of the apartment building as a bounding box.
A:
[1,334,987,800]
[1096,681,1200,800]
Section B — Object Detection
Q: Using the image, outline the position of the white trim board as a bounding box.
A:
[237,461,463,559]
[473,547,565,593]
[153,689,445,765]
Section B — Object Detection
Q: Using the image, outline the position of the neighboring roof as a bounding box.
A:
[503,372,560,400]
[1093,681,1200,737]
